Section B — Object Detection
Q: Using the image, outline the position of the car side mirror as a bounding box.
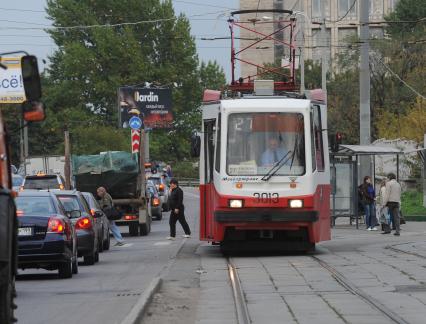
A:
[190,132,201,157]
[21,55,42,101]
[94,211,103,218]
[68,210,81,219]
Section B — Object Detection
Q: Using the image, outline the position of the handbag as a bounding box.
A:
[104,206,123,221]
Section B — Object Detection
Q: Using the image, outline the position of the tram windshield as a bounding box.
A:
[226,113,305,176]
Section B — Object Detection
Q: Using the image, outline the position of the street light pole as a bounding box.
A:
[320,0,328,101]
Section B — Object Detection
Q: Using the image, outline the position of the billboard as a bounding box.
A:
[0,57,26,104]
[118,87,172,129]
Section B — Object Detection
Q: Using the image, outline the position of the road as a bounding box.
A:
[16,188,426,324]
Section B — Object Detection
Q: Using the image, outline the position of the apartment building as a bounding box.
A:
[238,0,399,78]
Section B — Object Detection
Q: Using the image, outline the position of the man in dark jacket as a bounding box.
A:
[167,179,191,240]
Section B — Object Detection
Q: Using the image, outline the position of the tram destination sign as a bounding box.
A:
[118,87,173,129]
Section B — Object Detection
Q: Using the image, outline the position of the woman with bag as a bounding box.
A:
[97,187,125,246]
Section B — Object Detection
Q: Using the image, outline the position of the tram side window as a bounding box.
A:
[204,120,216,183]
[312,105,325,171]
[215,114,221,173]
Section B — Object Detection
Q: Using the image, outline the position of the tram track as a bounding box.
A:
[227,252,412,324]
[386,243,426,260]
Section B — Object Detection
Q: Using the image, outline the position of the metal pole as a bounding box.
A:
[20,118,25,173]
[320,0,328,99]
[355,155,359,229]
[300,14,305,93]
[64,128,71,190]
[359,0,371,181]
[424,134,426,207]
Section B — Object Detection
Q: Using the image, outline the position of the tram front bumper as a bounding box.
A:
[214,209,318,223]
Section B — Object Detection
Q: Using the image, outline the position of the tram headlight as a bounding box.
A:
[229,199,244,208]
[289,199,303,208]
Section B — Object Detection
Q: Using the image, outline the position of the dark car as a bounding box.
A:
[15,191,78,278]
[54,191,100,265]
[146,180,162,220]
[82,192,110,252]
[148,174,169,211]
[22,174,66,190]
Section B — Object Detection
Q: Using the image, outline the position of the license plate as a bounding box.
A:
[18,227,33,236]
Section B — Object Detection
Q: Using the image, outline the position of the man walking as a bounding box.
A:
[167,179,191,240]
[382,173,402,236]
[97,187,125,246]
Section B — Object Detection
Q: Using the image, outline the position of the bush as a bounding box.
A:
[171,161,199,179]
[401,190,426,215]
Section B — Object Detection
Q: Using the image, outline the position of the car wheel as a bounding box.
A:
[83,253,95,265]
[72,254,79,274]
[0,272,16,323]
[103,231,110,251]
[129,223,139,236]
[156,213,163,220]
[98,231,104,253]
[58,260,73,279]
[139,221,150,236]
[94,250,99,263]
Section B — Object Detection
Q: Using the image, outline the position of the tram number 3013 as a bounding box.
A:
[253,193,279,204]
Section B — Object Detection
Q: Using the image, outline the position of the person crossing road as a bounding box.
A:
[167,179,191,240]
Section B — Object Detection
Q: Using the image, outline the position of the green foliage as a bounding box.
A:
[401,190,426,216]
[171,161,198,179]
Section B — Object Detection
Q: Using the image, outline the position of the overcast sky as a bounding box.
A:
[0,0,239,80]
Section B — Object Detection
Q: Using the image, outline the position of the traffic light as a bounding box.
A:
[330,132,343,152]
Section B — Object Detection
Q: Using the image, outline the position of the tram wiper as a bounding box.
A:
[261,151,292,181]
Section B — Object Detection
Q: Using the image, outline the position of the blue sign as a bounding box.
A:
[129,116,143,130]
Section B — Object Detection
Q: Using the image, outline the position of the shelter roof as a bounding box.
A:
[335,145,403,156]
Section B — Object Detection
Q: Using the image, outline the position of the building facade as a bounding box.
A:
[238,0,399,79]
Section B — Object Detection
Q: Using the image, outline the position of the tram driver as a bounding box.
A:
[260,137,289,167]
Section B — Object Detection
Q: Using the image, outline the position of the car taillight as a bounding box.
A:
[76,217,92,230]
[90,209,95,216]
[47,217,65,233]
[16,210,24,217]
[59,184,65,190]
[159,184,164,191]
[124,215,137,220]
[153,198,160,206]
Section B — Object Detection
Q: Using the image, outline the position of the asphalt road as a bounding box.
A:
[15,188,200,324]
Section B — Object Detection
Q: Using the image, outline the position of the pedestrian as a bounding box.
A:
[167,179,191,240]
[166,164,173,178]
[97,186,125,246]
[382,173,402,236]
[377,179,390,231]
[358,176,377,231]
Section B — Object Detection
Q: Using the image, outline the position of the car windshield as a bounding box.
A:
[82,193,98,209]
[24,176,59,189]
[12,176,24,187]
[15,196,55,216]
[57,195,81,212]
[226,113,305,176]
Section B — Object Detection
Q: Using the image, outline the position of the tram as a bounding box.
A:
[192,9,331,252]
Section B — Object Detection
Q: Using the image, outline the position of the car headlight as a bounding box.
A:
[229,199,243,208]
[289,199,303,208]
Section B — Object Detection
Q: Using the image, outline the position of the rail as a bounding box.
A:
[227,258,251,324]
[177,178,199,187]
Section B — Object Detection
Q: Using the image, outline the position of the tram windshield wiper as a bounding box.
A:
[261,151,292,181]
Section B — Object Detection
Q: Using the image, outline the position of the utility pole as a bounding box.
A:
[64,128,71,190]
[320,0,328,100]
[359,0,371,181]
[423,134,426,207]
[299,13,305,93]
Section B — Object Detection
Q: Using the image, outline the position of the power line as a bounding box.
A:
[371,56,425,99]
[325,0,357,24]
[173,0,236,10]
[0,6,45,13]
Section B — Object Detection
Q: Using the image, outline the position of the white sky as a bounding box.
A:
[0,0,239,80]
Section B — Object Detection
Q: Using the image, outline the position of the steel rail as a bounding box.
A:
[311,255,410,324]
[227,258,251,324]
[386,244,426,260]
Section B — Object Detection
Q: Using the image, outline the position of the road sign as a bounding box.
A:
[131,129,140,153]
[0,57,26,104]
[129,116,142,130]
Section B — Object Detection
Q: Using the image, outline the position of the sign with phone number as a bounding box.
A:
[0,57,26,104]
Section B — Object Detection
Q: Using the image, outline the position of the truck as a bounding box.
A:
[73,151,151,236]
[0,53,45,323]
[24,155,66,177]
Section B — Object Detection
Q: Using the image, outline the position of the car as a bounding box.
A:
[146,180,162,220]
[12,174,24,191]
[148,174,169,211]
[22,173,66,190]
[15,191,78,278]
[54,191,100,265]
[81,192,110,252]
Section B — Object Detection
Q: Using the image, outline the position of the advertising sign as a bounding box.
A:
[118,87,172,129]
[0,57,26,104]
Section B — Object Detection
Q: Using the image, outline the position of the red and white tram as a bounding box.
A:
[194,86,330,252]
[192,9,331,252]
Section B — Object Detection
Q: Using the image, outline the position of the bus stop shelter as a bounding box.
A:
[330,144,404,229]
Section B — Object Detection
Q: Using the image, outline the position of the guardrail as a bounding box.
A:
[177,178,199,187]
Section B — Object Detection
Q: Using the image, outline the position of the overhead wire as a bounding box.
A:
[325,0,357,23]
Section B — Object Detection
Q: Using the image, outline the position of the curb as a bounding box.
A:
[121,238,187,324]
